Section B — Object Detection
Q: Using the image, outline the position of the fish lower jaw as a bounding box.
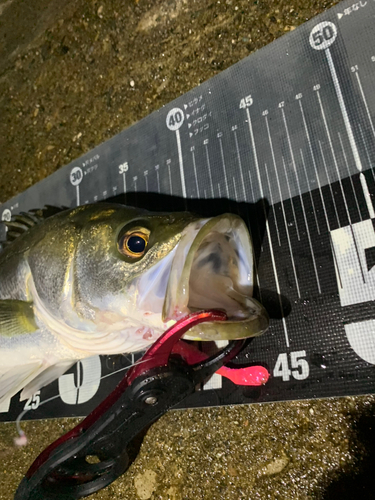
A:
[166,297,269,342]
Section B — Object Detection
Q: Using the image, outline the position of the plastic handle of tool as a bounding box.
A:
[14,364,196,500]
[14,311,233,500]
[24,310,227,481]
[14,339,245,500]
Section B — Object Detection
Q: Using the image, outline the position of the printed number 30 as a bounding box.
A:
[273,351,309,381]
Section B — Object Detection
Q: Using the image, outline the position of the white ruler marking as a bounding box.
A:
[280,116,321,292]
[176,129,186,198]
[284,154,321,293]
[264,162,281,246]
[250,108,290,345]
[337,132,362,220]
[202,340,228,391]
[264,113,301,301]
[317,90,353,228]
[360,173,375,218]
[299,99,330,231]
[281,155,300,241]
[218,136,230,198]
[358,122,374,173]
[281,108,302,240]
[233,129,246,201]
[156,169,161,193]
[204,142,215,198]
[325,48,362,171]
[247,168,256,203]
[167,162,173,195]
[318,140,340,227]
[355,70,375,140]
[325,47,375,217]
[191,149,200,197]
[122,172,127,195]
[247,169,264,254]
[300,148,321,234]
[318,123,365,281]
[232,176,238,200]
[75,360,81,404]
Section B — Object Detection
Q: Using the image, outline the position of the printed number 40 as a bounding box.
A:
[273,351,309,381]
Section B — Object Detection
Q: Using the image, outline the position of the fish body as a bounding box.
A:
[0,203,268,404]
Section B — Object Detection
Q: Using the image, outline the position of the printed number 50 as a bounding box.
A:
[273,351,309,381]
[309,22,337,51]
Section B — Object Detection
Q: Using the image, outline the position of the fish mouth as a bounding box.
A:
[163,214,269,341]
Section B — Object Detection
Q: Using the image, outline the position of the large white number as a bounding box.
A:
[273,353,291,381]
[119,162,128,174]
[23,391,41,410]
[58,356,101,405]
[331,221,375,364]
[1,209,11,222]
[273,351,309,382]
[166,108,185,131]
[290,351,310,380]
[70,166,83,186]
[332,221,375,306]
[309,22,337,50]
[239,95,253,109]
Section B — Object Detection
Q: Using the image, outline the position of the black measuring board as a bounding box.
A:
[1,0,375,422]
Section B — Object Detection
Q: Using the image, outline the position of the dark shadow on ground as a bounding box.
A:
[318,402,375,499]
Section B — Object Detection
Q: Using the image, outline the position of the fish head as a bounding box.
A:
[161,212,269,340]
[73,205,198,320]
[71,205,268,343]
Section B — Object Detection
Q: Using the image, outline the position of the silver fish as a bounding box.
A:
[0,203,268,404]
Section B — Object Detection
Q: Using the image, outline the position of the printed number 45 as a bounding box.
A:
[239,95,253,108]
[273,351,309,381]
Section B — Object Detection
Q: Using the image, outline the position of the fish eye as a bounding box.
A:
[118,229,150,258]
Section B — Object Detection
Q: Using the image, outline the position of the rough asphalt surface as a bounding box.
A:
[0,0,375,499]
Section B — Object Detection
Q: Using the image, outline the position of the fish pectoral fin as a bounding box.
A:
[20,360,76,401]
[0,362,42,405]
[0,300,38,337]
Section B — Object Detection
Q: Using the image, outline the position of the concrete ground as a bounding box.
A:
[1,0,375,498]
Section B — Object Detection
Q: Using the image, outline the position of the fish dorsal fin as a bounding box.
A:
[0,300,38,337]
[1,205,67,247]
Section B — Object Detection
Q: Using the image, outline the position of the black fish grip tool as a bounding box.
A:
[14,310,256,499]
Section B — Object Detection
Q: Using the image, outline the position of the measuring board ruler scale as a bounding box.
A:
[1,0,375,422]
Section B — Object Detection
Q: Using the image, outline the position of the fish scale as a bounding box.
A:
[1,0,375,421]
